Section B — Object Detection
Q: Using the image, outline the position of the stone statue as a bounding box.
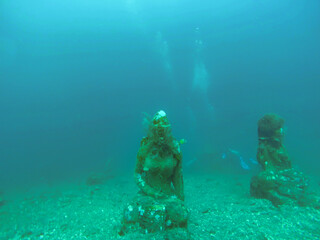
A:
[256,113,291,171]
[119,110,189,236]
[250,114,319,208]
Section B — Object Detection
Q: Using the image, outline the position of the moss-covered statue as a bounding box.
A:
[250,113,319,208]
[119,110,189,237]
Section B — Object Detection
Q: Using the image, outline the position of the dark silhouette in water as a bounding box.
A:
[119,110,189,237]
[250,114,319,208]
[0,192,5,207]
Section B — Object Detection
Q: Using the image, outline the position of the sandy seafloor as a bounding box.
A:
[0,173,320,240]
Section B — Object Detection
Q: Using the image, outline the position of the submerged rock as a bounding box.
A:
[250,114,319,208]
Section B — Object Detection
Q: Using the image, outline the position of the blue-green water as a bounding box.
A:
[1,1,320,239]
[1,0,320,188]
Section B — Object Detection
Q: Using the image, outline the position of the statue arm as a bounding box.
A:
[134,154,165,199]
[172,156,185,200]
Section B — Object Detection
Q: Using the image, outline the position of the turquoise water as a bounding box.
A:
[0,0,320,239]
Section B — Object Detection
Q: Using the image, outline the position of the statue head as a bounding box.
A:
[149,110,172,143]
[258,113,284,142]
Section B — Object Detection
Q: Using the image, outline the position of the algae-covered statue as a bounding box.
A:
[119,110,189,236]
[256,114,291,171]
[250,113,319,208]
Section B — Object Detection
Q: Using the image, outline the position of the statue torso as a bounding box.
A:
[143,153,178,196]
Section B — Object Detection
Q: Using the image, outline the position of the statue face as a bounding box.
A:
[154,121,170,141]
[156,125,167,141]
[151,111,171,142]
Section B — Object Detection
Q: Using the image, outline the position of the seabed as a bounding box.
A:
[0,173,319,240]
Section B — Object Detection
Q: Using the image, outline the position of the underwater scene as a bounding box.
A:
[1,0,320,239]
